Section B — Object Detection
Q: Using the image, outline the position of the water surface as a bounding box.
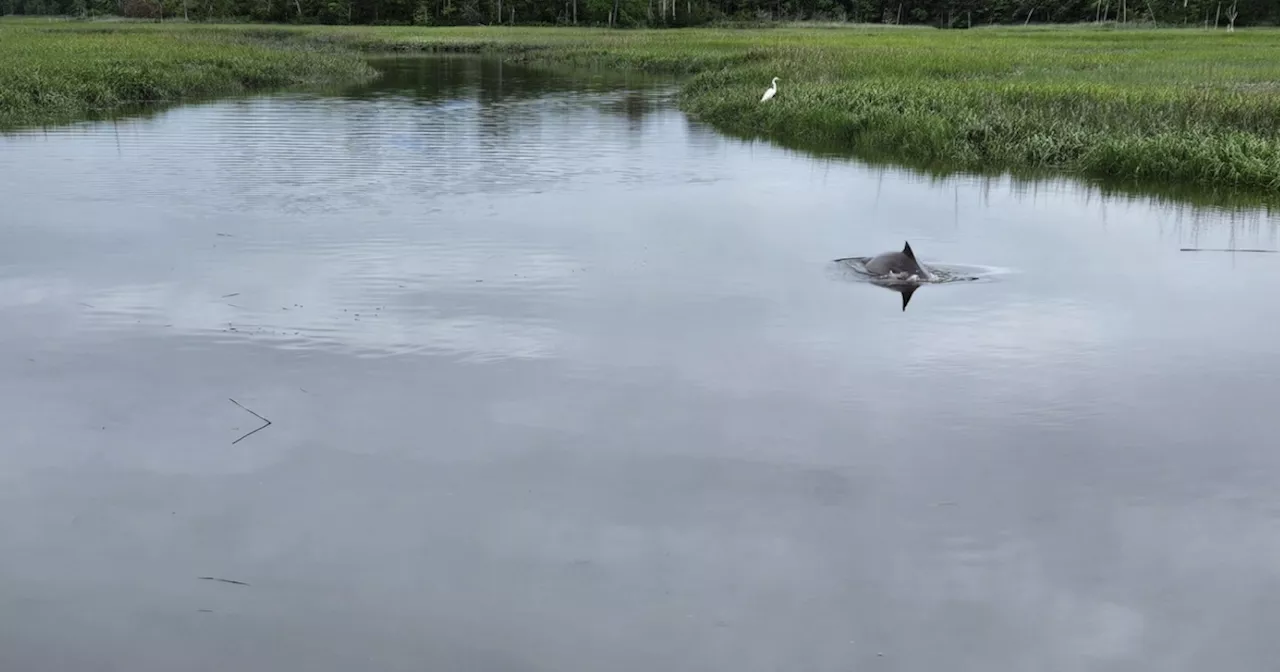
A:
[4,55,1280,672]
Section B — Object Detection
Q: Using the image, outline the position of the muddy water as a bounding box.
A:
[3,55,1280,672]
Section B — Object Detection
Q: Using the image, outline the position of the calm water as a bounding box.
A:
[4,55,1280,672]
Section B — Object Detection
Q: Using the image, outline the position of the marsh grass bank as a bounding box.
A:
[0,21,376,129]
[3,20,1279,195]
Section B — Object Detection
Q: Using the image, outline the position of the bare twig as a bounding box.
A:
[221,293,240,298]
[1180,247,1276,253]
[199,576,250,586]
[228,398,272,445]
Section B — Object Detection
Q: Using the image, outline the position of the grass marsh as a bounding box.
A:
[0,20,375,129]
[3,20,1278,194]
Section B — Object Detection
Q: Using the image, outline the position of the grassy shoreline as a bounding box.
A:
[0,21,377,130]
[4,20,1280,195]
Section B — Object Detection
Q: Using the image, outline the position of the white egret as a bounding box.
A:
[760,77,779,103]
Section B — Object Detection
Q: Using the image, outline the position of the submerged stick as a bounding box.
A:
[1179,247,1277,253]
[228,398,272,445]
[198,576,250,586]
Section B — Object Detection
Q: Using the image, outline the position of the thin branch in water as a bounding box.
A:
[1180,247,1277,253]
[198,576,251,586]
[221,293,240,298]
[228,398,272,445]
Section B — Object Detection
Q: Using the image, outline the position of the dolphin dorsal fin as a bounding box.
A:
[902,241,915,259]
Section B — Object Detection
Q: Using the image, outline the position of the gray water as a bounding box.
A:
[4,55,1280,672]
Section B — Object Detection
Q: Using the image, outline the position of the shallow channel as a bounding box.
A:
[3,54,1280,672]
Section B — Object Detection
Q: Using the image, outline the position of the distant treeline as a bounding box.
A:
[3,0,1273,28]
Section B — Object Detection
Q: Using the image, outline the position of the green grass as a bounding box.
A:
[4,19,1280,194]
[0,19,376,129]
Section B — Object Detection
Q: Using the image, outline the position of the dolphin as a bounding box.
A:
[832,241,937,312]
[864,241,928,280]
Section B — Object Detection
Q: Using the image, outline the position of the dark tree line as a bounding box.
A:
[4,0,1277,29]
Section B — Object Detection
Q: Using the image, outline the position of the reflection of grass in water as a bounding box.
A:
[722,129,1280,211]
[346,52,679,104]
[799,150,1280,214]
[4,20,1280,208]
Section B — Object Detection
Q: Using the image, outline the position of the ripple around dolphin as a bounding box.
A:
[831,257,1012,285]
[829,257,1012,311]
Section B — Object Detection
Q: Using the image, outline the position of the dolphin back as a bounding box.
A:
[865,252,922,277]
[864,240,925,277]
